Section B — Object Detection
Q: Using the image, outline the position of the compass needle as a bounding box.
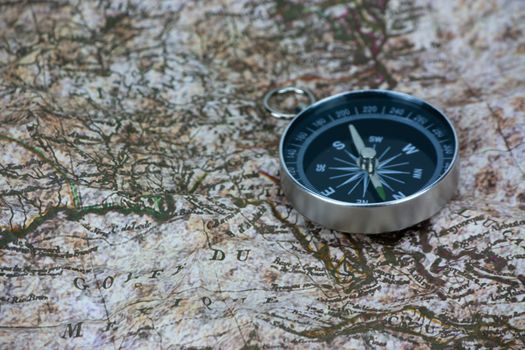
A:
[369,173,386,201]
[348,124,366,153]
[362,174,369,198]
[379,176,394,192]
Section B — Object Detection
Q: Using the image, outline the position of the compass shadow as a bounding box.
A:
[353,218,432,246]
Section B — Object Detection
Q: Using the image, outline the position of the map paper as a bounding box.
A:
[0,0,524,348]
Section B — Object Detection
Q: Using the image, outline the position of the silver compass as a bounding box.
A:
[264,87,460,234]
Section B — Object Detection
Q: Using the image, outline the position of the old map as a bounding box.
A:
[1,0,524,348]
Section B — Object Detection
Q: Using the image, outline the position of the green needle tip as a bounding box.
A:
[376,186,386,201]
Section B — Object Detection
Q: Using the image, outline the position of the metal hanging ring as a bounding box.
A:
[263,86,316,119]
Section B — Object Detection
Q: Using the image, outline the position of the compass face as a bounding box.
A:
[281,90,458,205]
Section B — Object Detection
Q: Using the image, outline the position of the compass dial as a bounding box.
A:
[281,90,457,205]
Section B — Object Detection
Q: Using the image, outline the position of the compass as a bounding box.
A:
[264,88,459,234]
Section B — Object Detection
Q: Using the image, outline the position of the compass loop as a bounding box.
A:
[263,86,316,119]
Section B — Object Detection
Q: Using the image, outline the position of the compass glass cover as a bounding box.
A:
[281,91,457,204]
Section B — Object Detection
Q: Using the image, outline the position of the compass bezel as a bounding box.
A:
[278,89,460,233]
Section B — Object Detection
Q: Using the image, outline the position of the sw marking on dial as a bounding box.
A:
[282,95,456,205]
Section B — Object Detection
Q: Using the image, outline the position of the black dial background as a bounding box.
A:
[304,118,437,202]
[281,91,457,205]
